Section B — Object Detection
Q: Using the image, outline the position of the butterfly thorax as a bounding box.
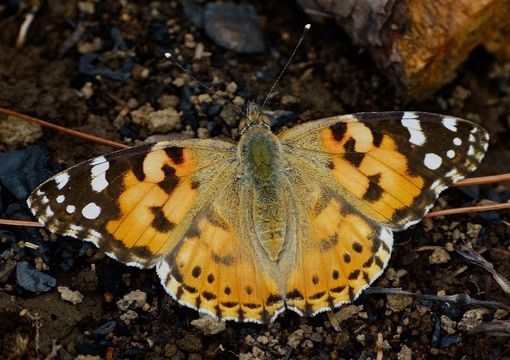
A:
[238,123,288,262]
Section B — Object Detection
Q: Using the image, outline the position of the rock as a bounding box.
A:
[57,286,84,305]
[116,290,147,311]
[0,115,42,148]
[16,261,56,293]
[191,315,226,335]
[120,309,138,324]
[287,329,304,349]
[397,345,412,360]
[440,315,457,335]
[92,320,117,337]
[298,0,510,100]
[458,308,491,332]
[204,3,265,53]
[176,334,202,353]
[429,248,451,264]
[0,145,60,201]
[130,104,181,133]
[387,295,413,312]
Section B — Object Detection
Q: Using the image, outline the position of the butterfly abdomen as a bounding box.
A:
[239,127,287,261]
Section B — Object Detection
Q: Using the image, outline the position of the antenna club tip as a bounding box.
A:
[164,52,172,58]
[305,24,311,29]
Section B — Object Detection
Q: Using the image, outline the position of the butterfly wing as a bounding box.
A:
[27,139,237,268]
[156,173,285,323]
[278,112,488,315]
[279,112,489,230]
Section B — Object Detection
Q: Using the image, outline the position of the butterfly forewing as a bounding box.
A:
[279,111,489,230]
[27,139,236,268]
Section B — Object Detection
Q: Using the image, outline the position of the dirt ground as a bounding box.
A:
[0,1,509,359]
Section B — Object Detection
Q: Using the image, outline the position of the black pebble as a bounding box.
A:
[16,261,56,293]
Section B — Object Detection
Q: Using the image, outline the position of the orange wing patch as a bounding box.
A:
[106,147,198,256]
[322,122,425,223]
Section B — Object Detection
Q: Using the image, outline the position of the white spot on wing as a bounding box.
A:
[453,137,462,146]
[379,227,394,249]
[66,205,76,214]
[468,145,475,156]
[402,112,418,119]
[401,117,425,146]
[82,202,101,219]
[483,142,489,151]
[442,117,458,132]
[91,156,107,166]
[91,174,109,192]
[41,196,49,204]
[446,150,455,159]
[54,172,70,190]
[45,206,54,218]
[424,153,442,170]
[90,158,110,193]
[469,134,476,142]
[56,195,65,203]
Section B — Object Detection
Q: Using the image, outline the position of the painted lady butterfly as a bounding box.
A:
[27,103,489,323]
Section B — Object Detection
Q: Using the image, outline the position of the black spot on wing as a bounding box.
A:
[131,158,146,182]
[363,173,383,202]
[266,294,282,306]
[330,122,347,141]
[343,138,364,167]
[310,291,325,300]
[202,291,216,300]
[165,146,184,164]
[158,165,179,194]
[212,252,234,266]
[287,289,304,300]
[150,206,175,232]
[320,234,338,251]
[348,270,360,280]
[192,266,202,278]
[372,131,384,147]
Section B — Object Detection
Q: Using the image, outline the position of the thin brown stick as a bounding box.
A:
[454,173,510,186]
[0,107,128,149]
[427,202,510,218]
[0,219,43,227]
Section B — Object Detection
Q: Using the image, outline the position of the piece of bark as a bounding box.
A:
[298,0,510,100]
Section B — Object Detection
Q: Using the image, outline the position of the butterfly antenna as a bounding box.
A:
[260,23,311,113]
[164,52,246,117]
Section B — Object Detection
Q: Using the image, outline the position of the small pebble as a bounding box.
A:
[116,290,147,311]
[58,286,84,305]
[191,315,226,335]
[429,248,451,264]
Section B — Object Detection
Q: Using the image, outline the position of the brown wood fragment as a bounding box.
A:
[298,0,510,100]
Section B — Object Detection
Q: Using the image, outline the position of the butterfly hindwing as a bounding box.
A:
[279,111,489,230]
[156,169,285,323]
[27,139,236,267]
[282,161,393,316]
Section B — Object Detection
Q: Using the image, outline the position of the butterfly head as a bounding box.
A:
[240,102,271,134]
